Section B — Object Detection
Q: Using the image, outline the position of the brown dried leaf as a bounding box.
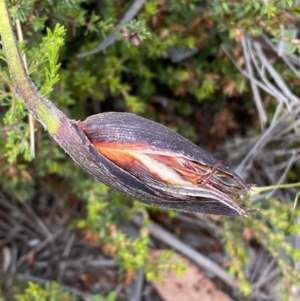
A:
[170,25,188,32]
[124,270,136,286]
[233,28,244,43]
[174,85,187,97]
[83,231,100,244]
[102,244,117,256]
[20,170,33,181]
[283,12,296,25]
[243,227,253,242]
[237,56,245,68]
[222,82,236,97]
[151,251,233,301]
[26,250,35,266]
[7,166,17,179]
[210,108,238,138]
[80,273,97,286]
[109,224,118,237]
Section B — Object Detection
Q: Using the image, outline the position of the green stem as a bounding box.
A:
[250,182,300,197]
[0,0,166,213]
[0,0,64,134]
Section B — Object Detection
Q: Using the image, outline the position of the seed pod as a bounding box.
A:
[78,112,252,216]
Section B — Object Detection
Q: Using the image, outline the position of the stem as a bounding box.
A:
[0,0,65,134]
[16,18,35,158]
[0,0,253,217]
[0,0,171,211]
[250,182,300,197]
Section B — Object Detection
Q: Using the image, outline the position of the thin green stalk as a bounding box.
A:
[249,182,300,197]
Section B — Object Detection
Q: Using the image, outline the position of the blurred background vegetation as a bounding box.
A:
[1,0,300,300]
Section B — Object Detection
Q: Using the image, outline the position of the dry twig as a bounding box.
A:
[78,0,146,58]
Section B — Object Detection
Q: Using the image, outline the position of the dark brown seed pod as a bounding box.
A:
[78,112,253,216]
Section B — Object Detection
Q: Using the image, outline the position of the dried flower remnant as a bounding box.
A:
[121,28,142,46]
[78,112,252,216]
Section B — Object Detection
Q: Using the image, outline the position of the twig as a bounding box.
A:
[235,118,277,175]
[0,226,23,248]
[246,43,291,110]
[193,213,224,238]
[249,291,277,301]
[174,213,223,239]
[249,249,265,283]
[63,258,116,268]
[266,150,296,198]
[130,269,144,301]
[57,232,75,283]
[235,108,300,176]
[270,101,284,126]
[253,42,300,106]
[221,45,289,103]
[16,228,63,267]
[242,35,267,129]
[23,202,53,239]
[78,0,146,57]
[2,246,12,272]
[133,216,239,289]
[262,34,300,80]
[0,200,42,240]
[252,260,278,291]
[168,47,199,63]
[0,192,42,235]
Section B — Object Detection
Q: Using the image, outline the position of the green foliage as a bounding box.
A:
[213,0,300,51]
[15,280,118,301]
[0,21,66,166]
[93,292,117,301]
[77,194,185,279]
[224,189,300,297]
[16,281,75,301]
[35,25,66,97]
[122,20,151,45]
[8,0,34,24]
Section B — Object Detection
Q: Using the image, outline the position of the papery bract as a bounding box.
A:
[78,112,252,216]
